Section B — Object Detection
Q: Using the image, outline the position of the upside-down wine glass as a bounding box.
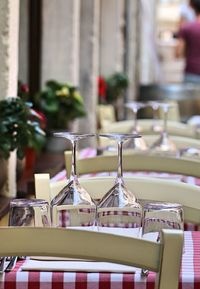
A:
[148,101,163,133]
[51,132,96,228]
[97,133,142,235]
[125,102,148,151]
[150,103,177,153]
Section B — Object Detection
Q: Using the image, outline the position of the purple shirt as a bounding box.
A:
[178,21,200,75]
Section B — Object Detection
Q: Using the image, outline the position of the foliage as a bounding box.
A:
[0,97,46,159]
[33,80,86,131]
[98,72,129,104]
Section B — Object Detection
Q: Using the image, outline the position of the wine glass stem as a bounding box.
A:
[153,110,158,127]
[117,141,123,180]
[70,140,77,181]
[163,109,168,135]
[133,110,138,132]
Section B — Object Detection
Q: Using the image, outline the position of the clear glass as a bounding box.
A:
[51,132,96,228]
[2,198,51,272]
[9,199,51,227]
[141,201,184,276]
[150,103,177,153]
[97,133,142,235]
[178,147,200,158]
[142,202,184,241]
[147,101,163,133]
[125,102,148,151]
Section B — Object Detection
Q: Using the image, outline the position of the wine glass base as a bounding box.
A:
[124,138,148,151]
[150,134,177,153]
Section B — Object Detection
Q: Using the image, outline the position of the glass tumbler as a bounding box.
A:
[9,199,51,227]
[141,201,184,276]
[142,202,184,241]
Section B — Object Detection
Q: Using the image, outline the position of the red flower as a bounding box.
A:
[98,76,107,101]
[20,84,29,93]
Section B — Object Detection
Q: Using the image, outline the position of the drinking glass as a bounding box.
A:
[1,199,51,272]
[148,101,163,133]
[125,102,148,151]
[150,103,177,153]
[97,133,142,234]
[141,201,184,276]
[9,198,51,227]
[178,147,200,158]
[142,202,184,240]
[51,132,96,228]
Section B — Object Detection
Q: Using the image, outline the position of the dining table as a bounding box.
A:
[1,148,200,288]
[51,147,200,232]
[0,230,199,289]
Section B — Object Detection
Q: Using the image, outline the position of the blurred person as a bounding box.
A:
[176,0,200,83]
[179,0,196,24]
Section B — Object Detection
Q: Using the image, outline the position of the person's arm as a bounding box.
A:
[175,38,186,58]
[175,24,187,58]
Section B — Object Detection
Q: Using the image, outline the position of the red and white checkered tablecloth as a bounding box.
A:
[0,231,200,289]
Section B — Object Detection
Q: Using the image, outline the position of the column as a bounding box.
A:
[0,0,19,197]
[41,0,80,86]
[18,0,29,84]
[99,0,125,76]
[140,0,160,84]
[124,0,141,105]
[78,0,100,147]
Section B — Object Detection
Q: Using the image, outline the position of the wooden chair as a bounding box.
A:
[97,104,116,130]
[99,119,196,138]
[99,134,200,151]
[143,135,200,150]
[35,174,200,226]
[0,226,183,289]
[64,151,200,180]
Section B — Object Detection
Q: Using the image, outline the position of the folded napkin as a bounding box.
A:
[21,259,137,273]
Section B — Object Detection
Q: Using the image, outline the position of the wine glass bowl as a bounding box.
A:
[97,133,143,231]
[147,101,163,133]
[150,103,177,154]
[51,132,96,228]
[125,102,148,151]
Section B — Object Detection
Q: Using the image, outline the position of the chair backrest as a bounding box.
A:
[143,135,200,150]
[99,119,196,138]
[35,174,200,225]
[97,104,116,129]
[0,226,183,289]
[64,151,200,180]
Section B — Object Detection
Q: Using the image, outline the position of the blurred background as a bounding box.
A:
[1,0,200,200]
[17,0,200,128]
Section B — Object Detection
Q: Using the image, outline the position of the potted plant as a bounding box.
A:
[33,80,86,132]
[105,72,129,104]
[0,97,46,191]
[98,72,129,122]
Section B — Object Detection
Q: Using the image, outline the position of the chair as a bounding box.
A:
[35,174,200,226]
[98,134,200,151]
[64,151,200,180]
[97,104,116,130]
[0,226,183,289]
[99,119,196,138]
[143,135,200,150]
